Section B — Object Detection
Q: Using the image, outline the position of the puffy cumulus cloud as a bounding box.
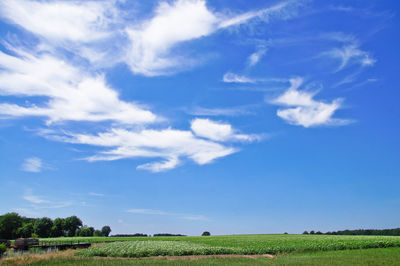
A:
[222,72,255,83]
[46,127,239,172]
[191,118,257,142]
[0,48,156,125]
[0,0,116,43]
[272,78,350,127]
[21,157,43,173]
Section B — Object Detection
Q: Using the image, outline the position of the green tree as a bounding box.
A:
[303,231,309,234]
[77,225,95,237]
[94,230,102,237]
[101,225,111,237]
[64,216,82,237]
[51,218,66,237]
[310,230,315,235]
[201,231,211,236]
[0,212,23,239]
[34,217,53,238]
[17,223,34,238]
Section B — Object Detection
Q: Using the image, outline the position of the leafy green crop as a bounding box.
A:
[76,241,240,257]
[75,234,400,258]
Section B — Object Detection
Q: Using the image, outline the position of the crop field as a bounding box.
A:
[58,234,400,258]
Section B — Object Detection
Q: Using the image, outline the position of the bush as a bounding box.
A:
[0,243,6,255]
[202,231,211,236]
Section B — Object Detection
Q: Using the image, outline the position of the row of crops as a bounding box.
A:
[73,234,400,257]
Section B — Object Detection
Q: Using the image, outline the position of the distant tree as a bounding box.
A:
[94,230,102,237]
[77,225,95,237]
[284,232,288,234]
[17,223,34,238]
[302,231,309,234]
[34,217,53,238]
[316,231,323,235]
[0,213,23,239]
[64,216,82,237]
[101,226,111,237]
[51,218,66,237]
[202,231,211,236]
[310,230,315,235]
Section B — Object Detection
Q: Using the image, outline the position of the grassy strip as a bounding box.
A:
[2,247,400,265]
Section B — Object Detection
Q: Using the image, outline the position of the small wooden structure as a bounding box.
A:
[14,238,39,250]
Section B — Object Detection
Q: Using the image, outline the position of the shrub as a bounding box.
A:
[202,231,211,236]
[0,243,6,255]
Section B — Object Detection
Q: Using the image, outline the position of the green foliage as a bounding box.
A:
[77,241,239,258]
[202,231,211,236]
[51,218,66,237]
[0,243,6,254]
[94,230,102,237]
[64,216,82,237]
[34,217,53,238]
[303,231,309,234]
[17,222,34,238]
[0,212,23,239]
[101,225,111,237]
[77,225,95,237]
[310,230,315,235]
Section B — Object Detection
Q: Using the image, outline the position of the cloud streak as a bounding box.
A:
[21,157,43,173]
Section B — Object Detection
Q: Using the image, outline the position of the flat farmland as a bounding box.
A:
[42,234,400,257]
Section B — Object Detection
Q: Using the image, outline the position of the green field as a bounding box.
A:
[42,234,400,256]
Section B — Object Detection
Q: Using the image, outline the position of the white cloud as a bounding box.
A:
[0,0,116,43]
[126,209,169,215]
[21,157,43,173]
[324,44,376,71]
[88,192,105,197]
[126,208,208,221]
[23,189,49,204]
[187,106,252,116]
[0,48,156,125]
[125,0,296,76]
[272,78,350,127]
[44,126,243,172]
[191,118,256,142]
[248,48,267,67]
[223,72,255,83]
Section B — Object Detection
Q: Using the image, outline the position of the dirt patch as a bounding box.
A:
[93,253,276,261]
[145,254,276,260]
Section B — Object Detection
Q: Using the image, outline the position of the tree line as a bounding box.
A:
[0,213,111,240]
[302,228,400,236]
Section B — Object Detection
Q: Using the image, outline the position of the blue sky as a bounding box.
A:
[0,0,399,235]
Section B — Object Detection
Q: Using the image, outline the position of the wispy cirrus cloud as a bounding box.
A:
[0,0,117,43]
[323,44,376,71]
[21,157,43,173]
[126,208,208,221]
[124,0,300,76]
[23,189,49,204]
[271,78,351,127]
[223,72,255,83]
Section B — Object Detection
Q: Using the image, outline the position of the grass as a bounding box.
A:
[43,234,400,255]
[2,247,400,265]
